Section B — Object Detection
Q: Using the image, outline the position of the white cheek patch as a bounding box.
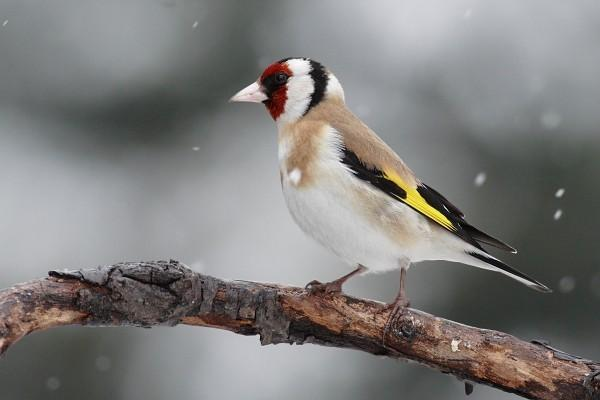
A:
[282,76,313,121]
[277,59,314,126]
[289,168,302,186]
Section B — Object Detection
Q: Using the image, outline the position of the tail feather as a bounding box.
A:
[467,251,552,293]
[464,224,517,253]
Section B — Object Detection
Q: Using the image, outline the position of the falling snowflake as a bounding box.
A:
[555,188,565,198]
[558,276,576,293]
[474,172,487,187]
[2,20,7,27]
[540,111,562,130]
[192,21,199,29]
[553,209,563,220]
[192,146,200,151]
[45,377,61,391]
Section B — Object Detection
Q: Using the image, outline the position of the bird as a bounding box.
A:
[230,57,551,323]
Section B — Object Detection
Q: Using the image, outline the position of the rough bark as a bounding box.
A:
[0,260,598,399]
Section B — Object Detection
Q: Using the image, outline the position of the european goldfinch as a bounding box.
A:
[230,57,551,313]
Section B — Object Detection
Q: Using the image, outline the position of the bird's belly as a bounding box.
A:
[281,174,423,272]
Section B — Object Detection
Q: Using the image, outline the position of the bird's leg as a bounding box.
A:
[382,260,411,345]
[396,266,410,308]
[305,264,367,295]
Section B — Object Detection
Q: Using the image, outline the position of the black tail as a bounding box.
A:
[464,224,517,253]
[467,251,552,293]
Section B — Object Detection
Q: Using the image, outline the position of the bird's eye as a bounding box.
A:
[275,72,288,84]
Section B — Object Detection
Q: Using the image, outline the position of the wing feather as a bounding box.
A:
[304,100,515,253]
[340,144,514,252]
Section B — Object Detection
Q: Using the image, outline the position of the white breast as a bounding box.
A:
[279,126,431,272]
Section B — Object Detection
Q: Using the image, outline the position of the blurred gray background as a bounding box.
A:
[1,1,599,399]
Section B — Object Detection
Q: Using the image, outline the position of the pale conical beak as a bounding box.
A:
[229,81,268,103]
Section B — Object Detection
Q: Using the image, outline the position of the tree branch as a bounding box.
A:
[0,260,598,399]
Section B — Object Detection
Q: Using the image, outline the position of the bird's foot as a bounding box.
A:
[381,295,410,346]
[304,280,343,295]
[305,265,366,296]
[386,296,410,310]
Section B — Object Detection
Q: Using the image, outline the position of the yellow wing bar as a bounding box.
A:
[382,169,457,232]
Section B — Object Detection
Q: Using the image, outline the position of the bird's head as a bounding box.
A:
[230,57,344,124]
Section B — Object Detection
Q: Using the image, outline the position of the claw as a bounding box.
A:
[381,265,412,346]
[305,280,342,295]
[381,295,410,346]
[304,265,366,296]
[304,280,322,290]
